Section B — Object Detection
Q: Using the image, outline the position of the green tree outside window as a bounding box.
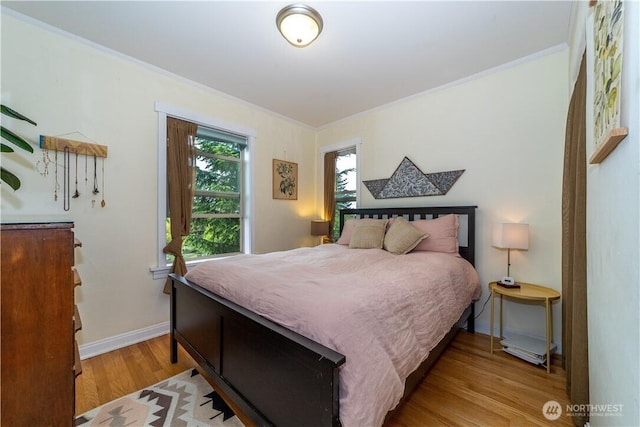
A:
[167,134,244,260]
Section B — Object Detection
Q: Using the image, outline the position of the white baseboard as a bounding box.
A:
[79,321,170,360]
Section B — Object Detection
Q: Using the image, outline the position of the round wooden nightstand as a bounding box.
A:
[489,281,561,373]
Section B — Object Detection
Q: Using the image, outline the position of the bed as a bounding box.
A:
[170,205,479,426]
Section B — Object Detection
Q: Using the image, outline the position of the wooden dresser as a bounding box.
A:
[1,222,82,426]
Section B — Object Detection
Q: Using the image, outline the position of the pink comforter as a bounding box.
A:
[185,244,481,427]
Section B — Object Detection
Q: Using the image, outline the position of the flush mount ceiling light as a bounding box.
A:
[276,4,323,48]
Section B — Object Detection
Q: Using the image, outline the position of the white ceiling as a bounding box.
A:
[2,1,574,128]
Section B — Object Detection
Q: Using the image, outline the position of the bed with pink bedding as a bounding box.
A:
[170,206,479,426]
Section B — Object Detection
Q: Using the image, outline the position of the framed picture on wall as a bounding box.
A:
[272,159,298,200]
[588,0,628,164]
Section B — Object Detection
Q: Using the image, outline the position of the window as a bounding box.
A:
[334,147,357,239]
[153,102,255,279]
[321,139,360,241]
[172,127,247,260]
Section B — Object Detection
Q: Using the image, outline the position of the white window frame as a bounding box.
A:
[150,102,256,279]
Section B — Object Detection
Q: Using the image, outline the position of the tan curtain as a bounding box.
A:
[323,151,337,243]
[561,52,589,427]
[163,117,197,294]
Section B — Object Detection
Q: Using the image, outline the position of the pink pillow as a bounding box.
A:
[336,219,357,244]
[411,214,460,256]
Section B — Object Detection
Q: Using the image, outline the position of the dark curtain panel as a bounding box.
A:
[323,151,337,243]
[562,51,589,426]
[163,117,197,294]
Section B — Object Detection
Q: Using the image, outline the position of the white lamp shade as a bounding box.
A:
[492,223,529,250]
[276,4,323,47]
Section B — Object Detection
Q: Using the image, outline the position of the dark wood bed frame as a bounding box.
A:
[170,205,477,426]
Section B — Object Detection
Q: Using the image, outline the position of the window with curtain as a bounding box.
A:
[331,146,357,239]
[152,103,255,281]
[166,125,247,261]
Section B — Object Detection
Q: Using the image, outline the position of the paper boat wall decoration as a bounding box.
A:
[363,157,464,199]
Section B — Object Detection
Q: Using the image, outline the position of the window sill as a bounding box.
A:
[150,254,241,280]
[149,265,171,280]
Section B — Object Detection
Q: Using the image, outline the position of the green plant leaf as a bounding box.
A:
[1,143,15,153]
[0,126,34,153]
[1,167,21,191]
[0,105,37,126]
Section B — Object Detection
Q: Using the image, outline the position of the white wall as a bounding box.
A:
[586,1,640,425]
[317,50,569,350]
[0,13,319,345]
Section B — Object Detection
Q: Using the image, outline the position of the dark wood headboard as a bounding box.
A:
[339,206,477,266]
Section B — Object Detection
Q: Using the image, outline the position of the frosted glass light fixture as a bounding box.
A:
[276,4,323,48]
[492,223,529,285]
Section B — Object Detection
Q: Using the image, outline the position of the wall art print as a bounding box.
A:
[272,159,298,200]
[363,157,464,199]
[589,0,627,164]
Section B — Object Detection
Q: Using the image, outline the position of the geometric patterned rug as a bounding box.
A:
[75,369,245,427]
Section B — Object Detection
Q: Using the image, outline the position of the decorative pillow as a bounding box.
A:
[336,218,358,245]
[411,214,460,256]
[349,219,387,249]
[383,217,428,254]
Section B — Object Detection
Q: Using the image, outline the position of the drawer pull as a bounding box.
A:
[73,268,82,287]
[74,305,82,332]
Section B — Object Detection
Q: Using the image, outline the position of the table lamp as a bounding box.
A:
[492,223,529,287]
[310,220,330,245]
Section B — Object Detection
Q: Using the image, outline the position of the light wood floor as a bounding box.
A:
[76,332,573,426]
[75,335,198,414]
